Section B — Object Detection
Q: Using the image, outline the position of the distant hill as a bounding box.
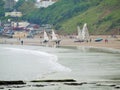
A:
[59,0,120,35]
[15,0,120,34]
[0,0,5,19]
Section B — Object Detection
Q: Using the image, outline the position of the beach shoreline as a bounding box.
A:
[0,35,120,50]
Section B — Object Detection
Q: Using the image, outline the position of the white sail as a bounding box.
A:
[52,29,57,41]
[77,26,82,40]
[82,23,89,40]
[43,30,49,41]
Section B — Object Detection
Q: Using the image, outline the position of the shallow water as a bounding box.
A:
[0,44,120,90]
[0,44,71,80]
[57,47,120,82]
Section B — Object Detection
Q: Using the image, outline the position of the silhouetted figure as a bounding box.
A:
[90,38,92,42]
[55,40,61,46]
[86,40,88,43]
[58,40,61,45]
[21,40,23,45]
[105,39,108,43]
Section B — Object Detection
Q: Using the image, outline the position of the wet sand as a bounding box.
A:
[60,35,120,49]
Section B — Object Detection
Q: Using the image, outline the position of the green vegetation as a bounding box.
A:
[0,0,120,34]
[21,0,120,34]
[0,0,5,19]
[60,0,120,34]
[14,0,37,15]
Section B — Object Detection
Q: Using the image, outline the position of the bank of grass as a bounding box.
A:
[60,0,120,35]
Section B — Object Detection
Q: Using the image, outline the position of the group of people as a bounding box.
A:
[19,38,108,46]
[86,38,108,43]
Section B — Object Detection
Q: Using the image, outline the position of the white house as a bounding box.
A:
[5,11,22,17]
[35,0,57,8]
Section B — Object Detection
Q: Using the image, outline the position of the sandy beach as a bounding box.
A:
[0,35,120,50]
[60,35,120,49]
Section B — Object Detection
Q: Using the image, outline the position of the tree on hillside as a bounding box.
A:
[14,0,36,10]
[29,0,36,3]
[18,1,36,15]
[0,0,5,19]
[14,0,25,10]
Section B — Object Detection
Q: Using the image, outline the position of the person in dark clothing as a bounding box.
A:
[105,39,108,43]
[21,40,23,45]
[57,40,61,45]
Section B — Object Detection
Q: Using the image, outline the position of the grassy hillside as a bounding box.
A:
[20,0,120,35]
[0,0,5,19]
[59,0,120,34]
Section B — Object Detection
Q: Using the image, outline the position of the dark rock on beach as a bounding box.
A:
[96,83,116,87]
[0,87,4,89]
[64,82,87,86]
[0,81,26,85]
[114,86,120,89]
[12,85,26,88]
[64,82,83,86]
[32,84,47,87]
[31,79,76,82]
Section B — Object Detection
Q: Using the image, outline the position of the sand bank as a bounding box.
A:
[0,35,120,50]
[60,35,120,49]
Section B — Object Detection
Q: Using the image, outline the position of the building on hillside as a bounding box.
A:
[5,10,22,17]
[35,0,58,8]
[26,24,40,31]
[3,23,12,30]
[11,21,30,28]
[40,24,52,31]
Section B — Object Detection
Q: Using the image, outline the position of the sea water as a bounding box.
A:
[57,46,120,81]
[0,44,120,90]
[0,44,71,80]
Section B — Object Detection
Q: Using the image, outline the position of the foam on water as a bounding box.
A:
[6,47,71,71]
[0,46,71,80]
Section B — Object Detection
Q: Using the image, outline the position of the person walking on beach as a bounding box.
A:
[90,38,92,42]
[21,40,23,45]
[105,39,108,43]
